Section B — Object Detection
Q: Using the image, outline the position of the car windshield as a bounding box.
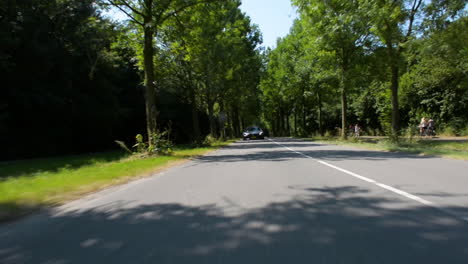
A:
[246,127,261,132]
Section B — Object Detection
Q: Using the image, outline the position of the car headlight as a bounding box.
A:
[243,132,249,136]
[259,131,263,135]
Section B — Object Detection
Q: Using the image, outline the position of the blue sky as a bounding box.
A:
[240,0,297,48]
[105,0,297,48]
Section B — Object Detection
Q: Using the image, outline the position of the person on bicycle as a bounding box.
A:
[419,117,428,136]
[354,124,361,137]
[427,119,435,136]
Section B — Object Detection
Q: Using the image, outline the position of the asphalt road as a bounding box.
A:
[1,138,468,264]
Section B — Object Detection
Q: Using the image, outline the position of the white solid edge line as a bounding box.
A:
[268,138,468,223]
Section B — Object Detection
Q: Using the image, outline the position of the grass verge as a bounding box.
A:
[0,140,233,222]
[303,137,468,160]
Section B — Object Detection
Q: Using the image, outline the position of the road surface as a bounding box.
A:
[1,138,468,263]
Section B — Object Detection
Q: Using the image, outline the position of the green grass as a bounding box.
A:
[0,141,233,221]
[304,137,468,160]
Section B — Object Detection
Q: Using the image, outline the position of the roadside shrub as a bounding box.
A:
[404,125,417,143]
[117,130,174,157]
[148,131,173,155]
[460,126,468,137]
[133,134,148,153]
[439,126,457,137]
[203,134,217,145]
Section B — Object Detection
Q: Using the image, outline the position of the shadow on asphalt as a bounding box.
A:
[196,138,431,163]
[1,186,467,264]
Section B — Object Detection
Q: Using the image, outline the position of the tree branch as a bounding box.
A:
[404,0,423,42]
[160,0,220,24]
[108,0,144,26]
[109,0,144,17]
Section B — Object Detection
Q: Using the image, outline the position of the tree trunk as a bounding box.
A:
[301,85,306,135]
[390,64,400,133]
[241,118,245,134]
[341,88,347,139]
[279,109,284,136]
[340,66,348,139]
[387,41,400,134]
[208,99,216,137]
[317,91,323,136]
[190,85,201,143]
[219,102,226,140]
[233,106,240,136]
[294,110,297,135]
[143,13,157,146]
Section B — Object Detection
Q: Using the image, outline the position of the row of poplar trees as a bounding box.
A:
[261,0,467,138]
[105,0,263,146]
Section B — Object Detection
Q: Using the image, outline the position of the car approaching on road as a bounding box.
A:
[243,126,265,140]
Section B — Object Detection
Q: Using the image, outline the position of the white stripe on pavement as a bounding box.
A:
[268,138,467,222]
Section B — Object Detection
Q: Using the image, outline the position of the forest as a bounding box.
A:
[1,0,467,160]
[1,0,262,160]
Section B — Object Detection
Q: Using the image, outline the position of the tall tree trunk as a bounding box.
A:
[234,106,240,136]
[390,63,400,134]
[273,112,278,136]
[208,99,216,137]
[317,91,323,136]
[219,102,226,140]
[279,109,284,136]
[302,104,306,135]
[190,84,201,143]
[143,13,157,146]
[227,111,234,138]
[191,102,200,143]
[232,108,238,136]
[294,110,297,135]
[241,118,245,134]
[301,85,306,134]
[341,88,347,139]
[387,43,400,134]
[340,66,348,139]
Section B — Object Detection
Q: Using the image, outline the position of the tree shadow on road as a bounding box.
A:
[1,186,467,264]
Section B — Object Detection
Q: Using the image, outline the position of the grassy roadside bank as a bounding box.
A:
[303,137,468,161]
[0,141,233,222]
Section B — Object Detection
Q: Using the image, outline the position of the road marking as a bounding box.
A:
[268,138,468,222]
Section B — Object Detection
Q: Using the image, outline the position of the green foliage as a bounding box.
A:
[2,0,467,161]
[149,131,174,155]
[133,134,148,154]
[261,0,467,139]
[131,131,173,156]
[401,17,468,129]
[203,134,218,145]
[156,0,263,138]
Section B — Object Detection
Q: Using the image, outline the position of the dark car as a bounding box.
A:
[242,126,265,140]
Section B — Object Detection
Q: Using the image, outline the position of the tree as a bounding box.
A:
[163,0,261,138]
[293,0,371,138]
[359,0,423,134]
[104,0,216,147]
[400,16,468,132]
